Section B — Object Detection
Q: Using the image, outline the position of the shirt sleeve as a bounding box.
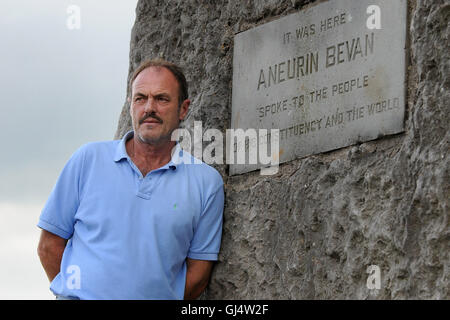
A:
[187,183,224,261]
[37,146,85,239]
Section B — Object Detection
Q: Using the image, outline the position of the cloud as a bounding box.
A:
[0,0,137,204]
[0,0,138,299]
[0,201,54,299]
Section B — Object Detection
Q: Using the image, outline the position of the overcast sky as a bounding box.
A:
[0,0,137,299]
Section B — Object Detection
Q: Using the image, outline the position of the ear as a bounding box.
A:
[179,99,190,121]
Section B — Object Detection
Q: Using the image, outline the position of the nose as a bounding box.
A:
[143,96,158,113]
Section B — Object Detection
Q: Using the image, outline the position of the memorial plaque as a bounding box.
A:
[230,0,407,175]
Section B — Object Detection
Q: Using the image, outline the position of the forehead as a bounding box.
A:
[132,66,179,96]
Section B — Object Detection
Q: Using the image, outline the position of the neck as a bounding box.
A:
[126,135,176,176]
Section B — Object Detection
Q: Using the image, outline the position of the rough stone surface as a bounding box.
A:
[115,0,449,299]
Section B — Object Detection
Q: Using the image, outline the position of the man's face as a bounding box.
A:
[130,66,189,146]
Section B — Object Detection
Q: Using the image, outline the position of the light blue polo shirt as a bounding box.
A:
[37,131,224,300]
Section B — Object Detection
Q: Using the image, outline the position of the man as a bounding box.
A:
[37,58,224,300]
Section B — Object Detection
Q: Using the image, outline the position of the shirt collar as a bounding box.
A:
[113,130,134,162]
[113,130,181,170]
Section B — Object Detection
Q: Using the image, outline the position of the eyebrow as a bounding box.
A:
[154,93,171,99]
[133,92,147,98]
[133,92,171,99]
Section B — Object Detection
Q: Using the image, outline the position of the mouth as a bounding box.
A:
[142,120,161,124]
[140,116,162,125]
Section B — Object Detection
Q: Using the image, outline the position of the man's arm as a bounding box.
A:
[37,229,68,282]
[184,258,214,300]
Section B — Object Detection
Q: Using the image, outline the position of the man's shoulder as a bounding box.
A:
[191,161,223,182]
[73,139,120,161]
[179,153,223,190]
[81,139,118,150]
